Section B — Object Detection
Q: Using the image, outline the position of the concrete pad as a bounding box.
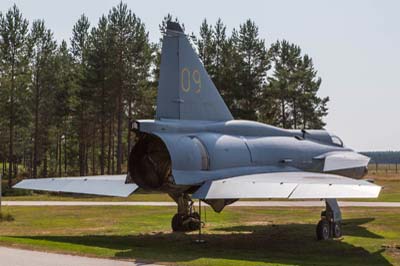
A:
[0,247,162,266]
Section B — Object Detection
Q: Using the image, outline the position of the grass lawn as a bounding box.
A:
[0,205,399,265]
[353,173,400,202]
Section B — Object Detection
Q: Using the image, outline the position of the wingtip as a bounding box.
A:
[12,180,23,189]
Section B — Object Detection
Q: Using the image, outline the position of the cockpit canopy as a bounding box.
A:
[330,134,344,147]
[300,129,344,148]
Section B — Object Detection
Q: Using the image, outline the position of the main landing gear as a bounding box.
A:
[316,199,342,240]
[170,193,202,232]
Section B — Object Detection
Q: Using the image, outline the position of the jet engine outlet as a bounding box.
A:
[128,132,172,190]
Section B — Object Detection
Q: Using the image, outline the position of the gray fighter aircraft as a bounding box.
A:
[15,21,381,240]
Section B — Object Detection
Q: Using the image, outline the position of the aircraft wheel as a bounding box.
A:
[188,212,201,231]
[191,212,200,220]
[333,222,342,238]
[171,213,184,232]
[316,219,330,240]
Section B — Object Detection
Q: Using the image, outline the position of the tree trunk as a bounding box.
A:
[58,133,62,177]
[64,129,67,175]
[100,84,105,175]
[29,148,33,178]
[116,94,122,174]
[112,115,115,175]
[55,132,59,175]
[22,144,26,170]
[85,141,89,176]
[79,110,86,176]
[2,158,5,178]
[293,99,297,129]
[281,97,286,129]
[8,59,15,188]
[127,98,132,159]
[92,125,96,175]
[1,159,6,177]
[100,121,105,175]
[107,115,112,175]
[33,67,40,178]
[43,148,48,178]
[13,160,18,179]
[79,142,85,176]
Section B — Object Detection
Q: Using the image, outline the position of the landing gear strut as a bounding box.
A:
[316,199,342,240]
[170,193,202,232]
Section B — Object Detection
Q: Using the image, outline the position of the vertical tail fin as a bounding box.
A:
[156,22,233,121]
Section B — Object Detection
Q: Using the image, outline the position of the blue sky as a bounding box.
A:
[1,0,399,151]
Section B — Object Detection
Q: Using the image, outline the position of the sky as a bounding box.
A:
[1,0,399,151]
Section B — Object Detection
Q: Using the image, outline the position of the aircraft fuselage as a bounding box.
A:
[128,119,369,192]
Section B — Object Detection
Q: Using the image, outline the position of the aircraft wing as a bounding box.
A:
[192,172,381,199]
[13,175,138,197]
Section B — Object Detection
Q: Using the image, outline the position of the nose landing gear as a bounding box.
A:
[316,199,342,240]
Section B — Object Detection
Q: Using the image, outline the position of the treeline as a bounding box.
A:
[0,3,328,186]
[362,151,400,164]
[193,19,328,128]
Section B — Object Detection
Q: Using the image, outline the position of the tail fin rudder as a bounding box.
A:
[156,22,233,121]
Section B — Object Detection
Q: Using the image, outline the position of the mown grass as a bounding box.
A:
[351,173,400,202]
[0,205,399,265]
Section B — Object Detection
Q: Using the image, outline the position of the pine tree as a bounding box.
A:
[212,19,227,90]
[297,54,328,129]
[108,2,131,174]
[125,17,153,156]
[194,19,240,117]
[267,40,300,128]
[71,14,91,176]
[29,19,57,178]
[232,20,270,120]
[196,19,215,76]
[52,40,76,176]
[0,5,331,180]
[0,5,31,187]
[87,15,111,175]
[108,2,153,174]
[267,40,328,129]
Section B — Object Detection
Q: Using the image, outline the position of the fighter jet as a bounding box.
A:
[15,21,381,241]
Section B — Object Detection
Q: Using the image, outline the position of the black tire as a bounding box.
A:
[188,212,201,231]
[171,213,184,232]
[191,212,200,220]
[333,222,342,238]
[316,219,330,240]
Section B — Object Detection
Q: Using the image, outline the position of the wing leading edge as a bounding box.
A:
[13,175,138,197]
[192,172,381,199]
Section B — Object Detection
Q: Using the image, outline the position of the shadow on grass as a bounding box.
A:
[11,218,390,266]
[0,212,15,222]
[215,218,383,239]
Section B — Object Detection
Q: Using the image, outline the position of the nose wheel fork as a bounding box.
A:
[316,199,342,240]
